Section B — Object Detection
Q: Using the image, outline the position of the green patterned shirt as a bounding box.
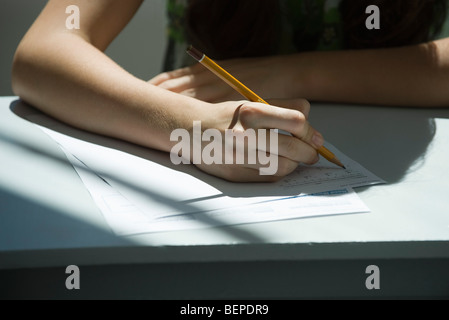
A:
[164,0,344,70]
[163,0,448,71]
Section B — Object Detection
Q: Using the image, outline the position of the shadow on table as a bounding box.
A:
[0,187,131,257]
[310,103,449,187]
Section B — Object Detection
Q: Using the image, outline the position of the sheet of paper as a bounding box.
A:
[64,151,369,235]
[35,125,381,235]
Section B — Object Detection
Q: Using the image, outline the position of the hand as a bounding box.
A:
[178,98,323,182]
[149,55,295,103]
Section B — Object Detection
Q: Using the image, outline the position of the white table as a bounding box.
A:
[1,96,448,299]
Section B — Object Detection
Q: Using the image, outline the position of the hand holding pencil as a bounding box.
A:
[186,45,345,169]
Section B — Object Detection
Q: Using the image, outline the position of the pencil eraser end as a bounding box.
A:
[186,45,204,62]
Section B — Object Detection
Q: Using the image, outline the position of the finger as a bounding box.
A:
[247,153,300,177]
[180,84,243,103]
[276,134,320,165]
[148,64,203,86]
[152,72,241,102]
[157,74,210,93]
[235,155,300,178]
[266,98,311,119]
[195,164,265,182]
[148,72,170,86]
[196,162,293,182]
[198,130,301,178]
[238,102,324,149]
[228,129,318,165]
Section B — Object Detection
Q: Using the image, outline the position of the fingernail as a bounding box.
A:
[312,133,324,149]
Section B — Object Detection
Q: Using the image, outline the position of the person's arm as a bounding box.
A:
[294,39,449,107]
[151,38,449,107]
[11,0,324,182]
[12,0,195,152]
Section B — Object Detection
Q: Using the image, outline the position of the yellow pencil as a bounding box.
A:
[187,45,345,169]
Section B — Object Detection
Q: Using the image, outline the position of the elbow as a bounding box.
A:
[11,40,43,104]
[11,43,29,98]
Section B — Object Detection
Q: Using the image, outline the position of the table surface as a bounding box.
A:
[1,96,449,270]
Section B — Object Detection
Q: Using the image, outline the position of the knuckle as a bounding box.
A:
[291,110,306,124]
[288,110,306,133]
[290,110,307,138]
[238,103,259,123]
[239,103,258,116]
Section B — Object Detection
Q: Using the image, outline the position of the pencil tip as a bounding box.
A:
[334,159,345,169]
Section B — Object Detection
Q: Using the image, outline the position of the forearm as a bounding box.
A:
[12,33,204,152]
[289,38,449,107]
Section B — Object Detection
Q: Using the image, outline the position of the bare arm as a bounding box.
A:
[152,38,449,107]
[12,0,204,152]
[11,0,324,182]
[294,39,449,107]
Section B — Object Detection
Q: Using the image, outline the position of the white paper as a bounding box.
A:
[64,152,369,235]
[39,126,382,235]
